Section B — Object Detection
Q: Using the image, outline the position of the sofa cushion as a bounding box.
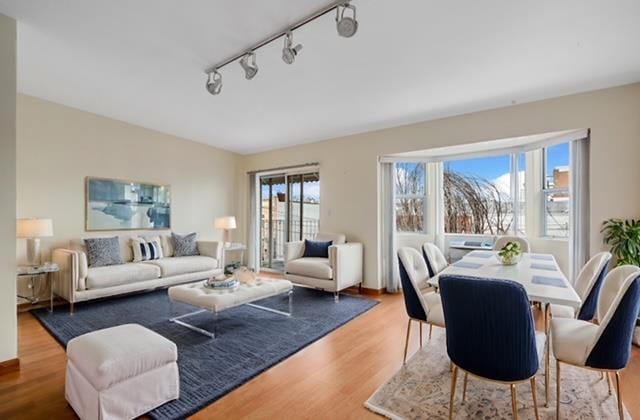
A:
[144,256,218,277]
[86,263,161,289]
[286,257,333,280]
[84,237,124,268]
[172,232,199,257]
[66,324,177,390]
[302,240,332,258]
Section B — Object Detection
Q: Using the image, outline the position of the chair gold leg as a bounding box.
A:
[545,333,550,407]
[462,372,468,404]
[530,377,540,420]
[607,371,614,396]
[615,371,623,419]
[449,365,458,420]
[556,360,561,419]
[510,384,518,420]
[419,322,423,348]
[429,324,433,339]
[403,319,412,365]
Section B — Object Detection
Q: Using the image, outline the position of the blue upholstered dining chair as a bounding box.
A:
[397,247,445,364]
[439,275,545,420]
[550,251,612,320]
[421,242,448,278]
[551,265,640,419]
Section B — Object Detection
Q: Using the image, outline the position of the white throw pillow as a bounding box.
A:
[131,237,164,262]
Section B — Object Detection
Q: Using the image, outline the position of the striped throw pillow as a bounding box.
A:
[131,237,164,262]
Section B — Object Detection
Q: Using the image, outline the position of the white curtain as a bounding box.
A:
[569,136,590,282]
[380,162,400,292]
[432,161,446,252]
[247,173,259,271]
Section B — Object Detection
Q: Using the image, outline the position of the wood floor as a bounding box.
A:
[1,289,640,419]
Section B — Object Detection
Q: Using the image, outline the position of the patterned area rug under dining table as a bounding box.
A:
[365,328,630,419]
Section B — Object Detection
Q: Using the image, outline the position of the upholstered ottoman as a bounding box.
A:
[65,324,179,420]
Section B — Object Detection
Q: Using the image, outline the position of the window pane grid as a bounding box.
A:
[394,162,427,233]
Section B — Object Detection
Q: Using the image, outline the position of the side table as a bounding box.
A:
[17,263,60,312]
[222,243,247,274]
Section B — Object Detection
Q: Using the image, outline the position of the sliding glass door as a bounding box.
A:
[259,171,320,271]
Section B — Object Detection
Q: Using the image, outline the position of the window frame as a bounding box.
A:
[442,153,519,236]
[394,162,428,234]
[541,145,570,239]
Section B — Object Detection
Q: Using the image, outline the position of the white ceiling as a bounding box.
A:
[1,1,639,154]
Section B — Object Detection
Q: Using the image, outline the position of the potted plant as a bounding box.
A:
[497,241,522,265]
[601,219,640,266]
[602,218,640,346]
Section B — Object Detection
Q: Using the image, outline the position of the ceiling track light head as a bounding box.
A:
[282,31,303,65]
[336,1,358,38]
[240,51,259,80]
[205,69,222,95]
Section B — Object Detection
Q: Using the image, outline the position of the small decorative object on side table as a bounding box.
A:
[497,241,522,265]
[17,262,60,312]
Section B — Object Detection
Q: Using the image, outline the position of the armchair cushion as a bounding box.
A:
[286,257,333,280]
[302,240,333,258]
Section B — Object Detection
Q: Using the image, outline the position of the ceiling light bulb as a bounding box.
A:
[336,2,358,38]
[282,31,303,65]
[240,52,259,80]
[205,70,222,95]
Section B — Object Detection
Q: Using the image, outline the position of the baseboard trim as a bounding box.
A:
[0,358,20,375]
[356,286,387,296]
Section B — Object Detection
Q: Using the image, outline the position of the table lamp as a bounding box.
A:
[17,218,53,266]
[214,216,236,247]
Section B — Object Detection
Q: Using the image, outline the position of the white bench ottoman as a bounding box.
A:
[65,323,179,420]
[169,278,293,338]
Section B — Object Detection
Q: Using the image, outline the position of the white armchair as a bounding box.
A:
[284,232,363,300]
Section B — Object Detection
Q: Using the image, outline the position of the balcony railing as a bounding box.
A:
[261,218,320,266]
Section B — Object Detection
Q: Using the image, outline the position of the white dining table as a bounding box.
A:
[428,250,581,308]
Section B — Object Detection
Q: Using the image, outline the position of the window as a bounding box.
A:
[543,143,570,238]
[395,162,426,232]
[443,155,515,235]
[516,153,526,235]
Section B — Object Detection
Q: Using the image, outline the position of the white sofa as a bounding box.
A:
[284,232,363,300]
[52,235,223,312]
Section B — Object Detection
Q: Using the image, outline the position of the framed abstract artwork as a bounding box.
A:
[85,177,171,231]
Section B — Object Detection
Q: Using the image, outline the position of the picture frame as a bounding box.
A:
[85,177,171,231]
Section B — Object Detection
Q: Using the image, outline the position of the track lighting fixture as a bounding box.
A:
[205,70,222,95]
[204,1,361,95]
[282,31,303,65]
[239,52,259,80]
[336,1,358,38]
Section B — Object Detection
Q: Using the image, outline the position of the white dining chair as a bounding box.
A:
[494,236,531,253]
[398,247,445,363]
[551,265,640,419]
[550,252,612,320]
[421,242,448,277]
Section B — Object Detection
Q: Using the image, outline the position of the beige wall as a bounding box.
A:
[16,95,241,296]
[239,83,640,289]
[0,14,17,362]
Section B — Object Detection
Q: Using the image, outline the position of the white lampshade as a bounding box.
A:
[16,218,53,238]
[214,216,237,230]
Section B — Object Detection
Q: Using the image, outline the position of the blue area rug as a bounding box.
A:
[33,286,378,419]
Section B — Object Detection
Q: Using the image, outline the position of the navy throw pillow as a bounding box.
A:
[302,240,333,258]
